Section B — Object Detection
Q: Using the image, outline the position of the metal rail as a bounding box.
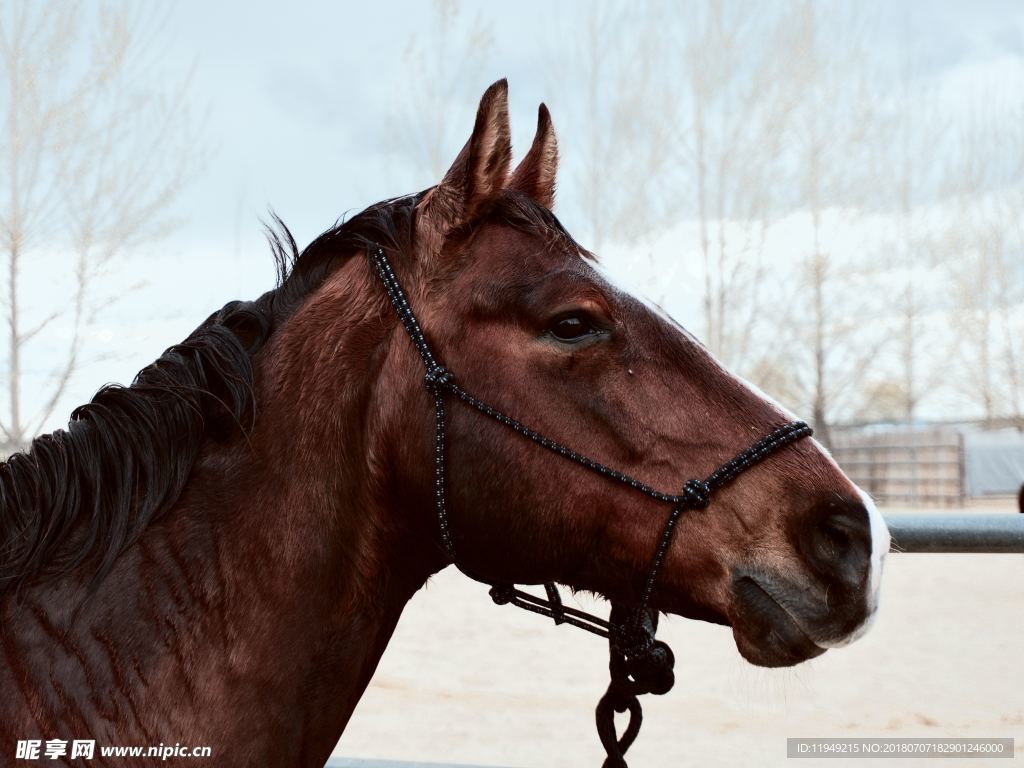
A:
[885,514,1024,553]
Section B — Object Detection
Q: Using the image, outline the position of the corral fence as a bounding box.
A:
[831,426,965,506]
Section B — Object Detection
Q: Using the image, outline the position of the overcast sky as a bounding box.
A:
[159,0,1024,240]
[14,0,1024,432]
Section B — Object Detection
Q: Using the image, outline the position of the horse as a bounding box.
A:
[0,80,889,767]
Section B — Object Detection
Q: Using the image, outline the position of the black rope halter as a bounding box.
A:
[369,246,812,767]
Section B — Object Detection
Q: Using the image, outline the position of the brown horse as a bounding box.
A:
[0,80,888,767]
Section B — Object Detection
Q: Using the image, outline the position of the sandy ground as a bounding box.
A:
[333,503,1023,767]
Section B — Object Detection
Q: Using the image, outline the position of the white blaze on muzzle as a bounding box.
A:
[818,487,890,648]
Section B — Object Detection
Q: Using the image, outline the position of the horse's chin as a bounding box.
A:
[729,575,827,668]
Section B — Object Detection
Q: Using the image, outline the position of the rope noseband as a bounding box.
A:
[370,247,812,767]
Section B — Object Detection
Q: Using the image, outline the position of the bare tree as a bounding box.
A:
[943,104,1024,426]
[768,1,892,446]
[671,0,805,368]
[0,1,200,451]
[395,0,494,182]
[547,1,676,252]
[885,39,950,424]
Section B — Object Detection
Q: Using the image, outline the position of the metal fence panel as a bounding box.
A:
[831,427,964,506]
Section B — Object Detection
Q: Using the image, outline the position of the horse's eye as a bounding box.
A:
[549,315,599,343]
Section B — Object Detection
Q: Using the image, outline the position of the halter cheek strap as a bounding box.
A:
[369,247,812,768]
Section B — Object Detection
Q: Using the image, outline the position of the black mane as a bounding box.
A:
[0,189,571,595]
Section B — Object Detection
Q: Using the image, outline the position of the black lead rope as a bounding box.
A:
[369,247,812,767]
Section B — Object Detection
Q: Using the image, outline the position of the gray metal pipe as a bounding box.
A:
[885,514,1024,553]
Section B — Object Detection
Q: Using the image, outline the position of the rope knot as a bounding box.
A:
[683,478,711,508]
[624,640,676,696]
[489,584,515,606]
[424,365,454,394]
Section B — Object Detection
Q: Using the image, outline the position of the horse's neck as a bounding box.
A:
[2,259,442,764]
[1,476,420,763]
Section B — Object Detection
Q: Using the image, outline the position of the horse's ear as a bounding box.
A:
[417,79,512,252]
[508,103,558,209]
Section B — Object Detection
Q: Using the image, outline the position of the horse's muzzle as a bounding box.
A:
[729,574,828,667]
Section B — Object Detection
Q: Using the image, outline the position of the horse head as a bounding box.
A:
[377,80,888,668]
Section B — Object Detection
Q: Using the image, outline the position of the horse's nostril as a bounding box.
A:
[803,499,871,579]
[821,522,851,557]
[822,510,860,553]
